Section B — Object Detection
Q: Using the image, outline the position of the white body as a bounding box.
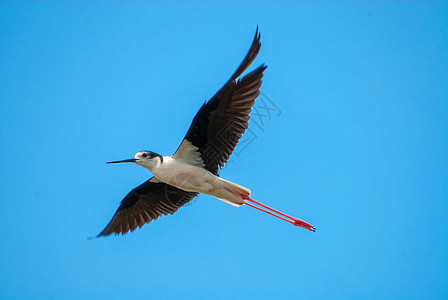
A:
[156,157,248,206]
[135,147,250,207]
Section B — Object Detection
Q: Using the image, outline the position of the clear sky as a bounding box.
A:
[1,1,447,299]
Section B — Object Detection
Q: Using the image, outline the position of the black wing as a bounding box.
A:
[175,27,267,175]
[98,178,198,237]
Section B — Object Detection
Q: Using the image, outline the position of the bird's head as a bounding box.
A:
[107,151,162,171]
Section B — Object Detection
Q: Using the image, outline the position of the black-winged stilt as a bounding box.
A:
[98,28,315,237]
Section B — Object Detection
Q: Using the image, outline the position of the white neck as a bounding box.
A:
[136,156,163,172]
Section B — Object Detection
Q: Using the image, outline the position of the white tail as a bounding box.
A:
[220,178,251,196]
[212,178,251,207]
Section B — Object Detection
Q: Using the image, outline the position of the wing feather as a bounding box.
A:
[97,178,198,237]
[176,28,267,174]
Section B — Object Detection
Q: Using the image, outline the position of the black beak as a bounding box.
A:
[106,158,137,164]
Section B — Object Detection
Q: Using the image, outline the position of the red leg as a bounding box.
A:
[245,202,297,225]
[241,194,315,232]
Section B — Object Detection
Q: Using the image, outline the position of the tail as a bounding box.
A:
[216,178,251,207]
[220,178,251,196]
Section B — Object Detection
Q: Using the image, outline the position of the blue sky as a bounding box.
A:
[1,1,447,299]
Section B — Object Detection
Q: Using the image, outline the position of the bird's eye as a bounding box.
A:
[141,153,148,158]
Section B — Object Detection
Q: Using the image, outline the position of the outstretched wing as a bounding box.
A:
[98,178,198,237]
[173,27,267,175]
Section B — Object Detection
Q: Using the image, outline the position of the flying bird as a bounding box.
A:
[97,28,315,237]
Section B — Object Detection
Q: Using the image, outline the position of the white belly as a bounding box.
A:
[152,157,245,206]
